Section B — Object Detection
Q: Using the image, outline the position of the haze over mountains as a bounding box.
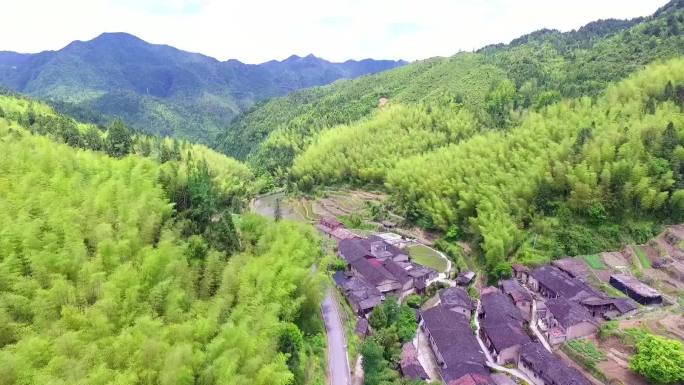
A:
[0,32,405,142]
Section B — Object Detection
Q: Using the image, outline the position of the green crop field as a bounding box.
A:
[408,244,448,273]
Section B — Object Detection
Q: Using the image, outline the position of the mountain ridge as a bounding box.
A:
[0,32,406,142]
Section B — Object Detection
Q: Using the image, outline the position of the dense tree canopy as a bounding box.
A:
[0,102,325,385]
[218,2,684,176]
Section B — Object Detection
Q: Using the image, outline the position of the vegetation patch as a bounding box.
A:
[583,254,607,270]
[562,340,608,382]
[408,244,449,273]
[635,247,652,269]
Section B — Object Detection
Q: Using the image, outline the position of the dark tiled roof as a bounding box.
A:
[500,279,531,303]
[530,265,601,301]
[349,257,398,287]
[339,236,407,262]
[319,216,342,229]
[546,297,594,328]
[520,342,592,385]
[383,259,412,284]
[449,373,495,385]
[481,317,530,352]
[456,271,476,285]
[339,238,371,262]
[552,257,590,278]
[420,305,488,382]
[334,271,382,312]
[480,291,524,324]
[440,287,475,311]
[610,274,661,298]
[612,297,638,314]
[400,343,429,380]
[355,318,369,336]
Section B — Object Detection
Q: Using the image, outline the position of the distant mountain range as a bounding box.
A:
[0,33,406,142]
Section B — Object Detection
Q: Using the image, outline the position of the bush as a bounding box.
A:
[405,294,423,309]
[630,333,684,384]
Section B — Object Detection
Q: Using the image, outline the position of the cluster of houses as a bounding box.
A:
[321,216,669,385]
[510,257,661,346]
[322,217,439,316]
[417,286,593,385]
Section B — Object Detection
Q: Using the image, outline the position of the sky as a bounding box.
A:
[0,0,670,64]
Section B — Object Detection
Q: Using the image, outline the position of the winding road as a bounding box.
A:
[251,194,351,385]
[322,289,352,385]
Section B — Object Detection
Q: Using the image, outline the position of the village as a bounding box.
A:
[318,215,684,385]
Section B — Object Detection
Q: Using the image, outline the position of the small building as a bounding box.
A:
[518,342,592,385]
[500,279,532,320]
[334,271,383,315]
[318,216,342,231]
[456,271,476,286]
[580,297,638,319]
[609,274,662,305]
[543,297,598,345]
[439,287,475,318]
[512,264,530,283]
[317,217,359,241]
[355,318,370,338]
[528,265,602,302]
[400,343,429,380]
[480,319,531,364]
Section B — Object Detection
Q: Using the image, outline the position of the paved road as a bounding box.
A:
[322,289,351,385]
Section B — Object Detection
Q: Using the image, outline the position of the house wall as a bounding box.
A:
[515,301,532,321]
[376,281,400,293]
[547,330,566,346]
[518,359,545,385]
[497,345,521,365]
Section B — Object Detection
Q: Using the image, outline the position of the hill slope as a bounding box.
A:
[0,32,405,142]
[0,92,326,385]
[218,0,684,172]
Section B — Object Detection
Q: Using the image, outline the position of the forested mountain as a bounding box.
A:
[218,0,684,173]
[0,33,405,143]
[0,93,326,385]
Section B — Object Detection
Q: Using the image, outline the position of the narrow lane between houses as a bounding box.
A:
[472,300,535,385]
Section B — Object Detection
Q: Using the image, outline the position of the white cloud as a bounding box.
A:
[0,0,669,63]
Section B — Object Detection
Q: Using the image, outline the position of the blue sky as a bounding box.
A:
[1,0,670,63]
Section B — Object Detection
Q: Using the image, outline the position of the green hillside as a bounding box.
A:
[0,93,326,385]
[0,33,404,143]
[218,1,684,176]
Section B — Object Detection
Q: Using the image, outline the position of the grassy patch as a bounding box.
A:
[583,254,607,270]
[562,340,608,383]
[635,247,652,268]
[566,340,607,362]
[408,244,448,273]
[600,283,626,298]
[338,213,376,231]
